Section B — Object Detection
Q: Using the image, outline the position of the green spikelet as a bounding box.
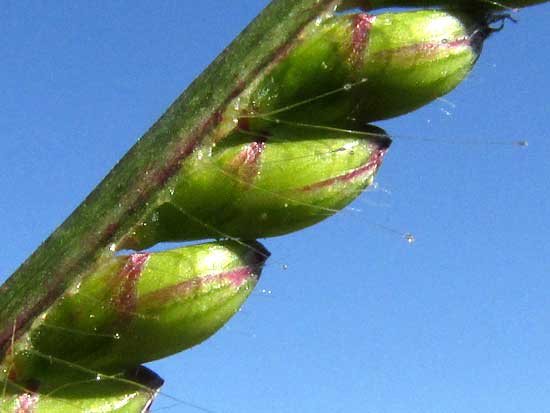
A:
[123,124,390,249]
[8,241,268,376]
[245,9,490,126]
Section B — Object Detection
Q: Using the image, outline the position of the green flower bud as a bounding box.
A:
[122,124,390,250]
[341,0,548,11]
[1,366,162,413]
[244,9,489,126]
[9,241,268,376]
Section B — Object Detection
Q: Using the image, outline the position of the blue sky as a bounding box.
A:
[1,2,549,412]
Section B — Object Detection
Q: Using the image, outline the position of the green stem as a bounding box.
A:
[0,0,340,357]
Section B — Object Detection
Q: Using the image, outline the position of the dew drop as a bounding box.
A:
[95,374,102,381]
[281,264,289,270]
[343,83,352,91]
[233,98,241,111]
[404,233,415,245]
[113,333,121,340]
[516,140,528,147]
[284,203,289,208]
[321,61,328,70]
[108,243,116,252]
